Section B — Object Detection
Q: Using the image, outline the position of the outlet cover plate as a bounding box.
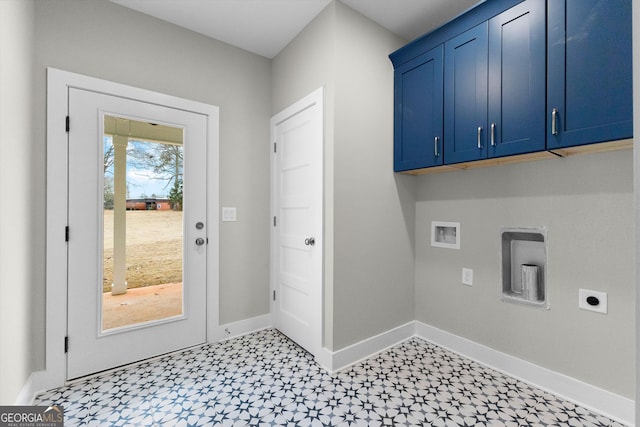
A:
[222,207,237,222]
[462,268,473,286]
[578,289,607,314]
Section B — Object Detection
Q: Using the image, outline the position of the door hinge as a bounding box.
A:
[273,216,276,227]
[273,290,276,301]
[65,116,70,132]
[65,226,69,242]
[274,142,277,153]
[64,336,69,353]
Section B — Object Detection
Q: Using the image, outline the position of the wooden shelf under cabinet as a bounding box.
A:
[399,139,633,176]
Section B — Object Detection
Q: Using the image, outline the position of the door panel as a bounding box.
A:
[271,89,323,357]
[67,88,207,379]
[394,46,444,171]
[488,0,545,157]
[444,22,488,164]
[547,0,632,148]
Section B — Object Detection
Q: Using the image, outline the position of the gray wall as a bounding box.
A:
[272,2,415,351]
[414,150,634,397]
[32,0,272,360]
[331,3,415,350]
[0,0,37,405]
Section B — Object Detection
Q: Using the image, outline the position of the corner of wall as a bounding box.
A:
[330,0,414,350]
[0,0,38,405]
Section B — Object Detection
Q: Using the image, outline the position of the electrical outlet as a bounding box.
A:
[462,268,473,286]
[578,289,607,314]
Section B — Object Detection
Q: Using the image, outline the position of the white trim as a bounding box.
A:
[205,105,221,346]
[415,322,635,426]
[44,68,70,392]
[314,347,334,372]
[323,322,415,373]
[14,373,39,405]
[213,314,273,342]
[44,68,219,392]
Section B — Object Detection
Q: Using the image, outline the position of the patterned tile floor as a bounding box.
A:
[36,328,625,426]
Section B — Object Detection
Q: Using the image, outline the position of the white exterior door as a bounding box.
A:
[66,88,208,379]
[271,88,323,357]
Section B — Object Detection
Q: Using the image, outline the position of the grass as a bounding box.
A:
[103,210,182,293]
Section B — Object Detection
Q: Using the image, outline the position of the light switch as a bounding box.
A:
[222,207,237,222]
[462,268,473,286]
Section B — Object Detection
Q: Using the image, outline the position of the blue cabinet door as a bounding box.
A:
[394,46,444,171]
[547,0,632,149]
[488,0,546,158]
[444,23,488,164]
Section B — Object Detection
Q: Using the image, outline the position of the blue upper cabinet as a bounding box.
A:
[488,0,546,157]
[547,0,632,149]
[443,23,488,164]
[444,0,545,164]
[390,0,632,172]
[394,46,444,171]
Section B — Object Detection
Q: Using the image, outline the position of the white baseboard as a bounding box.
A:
[414,321,634,426]
[213,313,272,342]
[321,321,415,373]
[314,347,334,372]
[15,372,40,405]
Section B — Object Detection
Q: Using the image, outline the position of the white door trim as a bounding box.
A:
[270,87,324,359]
[41,68,219,391]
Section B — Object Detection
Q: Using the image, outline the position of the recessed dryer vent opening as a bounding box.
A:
[501,227,548,308]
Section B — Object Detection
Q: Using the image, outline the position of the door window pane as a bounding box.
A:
[102,116,184,331]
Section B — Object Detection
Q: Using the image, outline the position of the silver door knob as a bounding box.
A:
[195,237,205,246]
[304,237,315,246]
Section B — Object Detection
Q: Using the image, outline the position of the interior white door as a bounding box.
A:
[271,88,323,357]
[67,88,208,379]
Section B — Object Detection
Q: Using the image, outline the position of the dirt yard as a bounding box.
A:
[103,210,182,292]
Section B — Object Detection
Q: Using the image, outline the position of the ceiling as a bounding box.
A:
[110,0,483,59]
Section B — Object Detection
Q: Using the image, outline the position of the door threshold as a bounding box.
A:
[65,342,208,385]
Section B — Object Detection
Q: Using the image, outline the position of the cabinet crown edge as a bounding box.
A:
[389,0,524,68]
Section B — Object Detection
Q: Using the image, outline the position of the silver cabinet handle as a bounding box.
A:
[195,237,205,246]
[434,136,439,158]
[552,108,558,135]
[477,126,483,149]
[304,237,315,246]
[490,123,496,146]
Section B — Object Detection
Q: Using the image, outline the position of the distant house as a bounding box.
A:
[126,198,172,211]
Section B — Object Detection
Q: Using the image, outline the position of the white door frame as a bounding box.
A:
[41,68,219,390]
[270,87,324,360]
